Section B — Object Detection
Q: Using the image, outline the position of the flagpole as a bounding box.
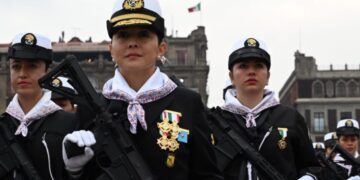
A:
[200,0,202,26]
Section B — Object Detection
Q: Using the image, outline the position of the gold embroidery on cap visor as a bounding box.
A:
[114,19,152,27]
[111,13,156,23]
[123,0,144,10]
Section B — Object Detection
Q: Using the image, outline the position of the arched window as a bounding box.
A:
[326,80,334,97]
[312,80,324,97]
[336,80,346,97]
[348,80,359,97]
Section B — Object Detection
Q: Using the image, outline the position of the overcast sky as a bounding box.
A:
[1,0,360,107]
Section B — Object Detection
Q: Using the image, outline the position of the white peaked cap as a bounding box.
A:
[337,119,359,129]
[11,32,52,50]
[112,0,162,16]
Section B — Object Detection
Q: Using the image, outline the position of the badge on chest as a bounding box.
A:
[277,127,288,150]
[157,110,190,168]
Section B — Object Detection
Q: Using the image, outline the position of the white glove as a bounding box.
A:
[348,175,360,180]
[62,130,96,172]
[298,175,315,180]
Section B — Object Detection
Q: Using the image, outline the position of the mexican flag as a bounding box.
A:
[188,2,201,13]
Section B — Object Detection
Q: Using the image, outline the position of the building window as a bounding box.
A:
[314,112,325,132]
[348,80,358,97]
[176,50,187,65]
[326,80,334,97]
[340,112,352,119]
[312,80,324,97]
[336,80,346,97]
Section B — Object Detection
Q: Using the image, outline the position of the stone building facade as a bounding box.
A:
[279,51,360,141]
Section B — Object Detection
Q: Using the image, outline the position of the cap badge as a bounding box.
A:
[123,0,144,10]
[21,33,36,46]
[345,120,353,127]
[245,38,258,47]
[51,78,62,88]
[332,133,337,139]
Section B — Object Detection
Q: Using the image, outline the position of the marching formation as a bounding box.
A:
[0,0,359,180]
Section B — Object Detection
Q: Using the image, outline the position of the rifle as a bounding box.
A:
[315,151,345,180]
[39,55,155,180]
[210,112,286,180]
[0,120,42,180]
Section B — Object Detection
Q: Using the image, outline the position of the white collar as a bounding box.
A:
[5,90,62,136]
[224,88,277,112]
[112,67,166,98]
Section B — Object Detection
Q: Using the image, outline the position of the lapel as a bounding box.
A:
[142,88,177,126]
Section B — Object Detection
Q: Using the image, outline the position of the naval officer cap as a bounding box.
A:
[323,132,337,148]
[228,37,270,70]
[51,77,76,100]
[336,119,360,137]
[107,0,165,40]
[7,32,52,63]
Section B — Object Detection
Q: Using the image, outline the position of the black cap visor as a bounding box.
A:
[336,127,360,137]
[228,48,270,70]
[8,44,52,63]
[107,8,164,39]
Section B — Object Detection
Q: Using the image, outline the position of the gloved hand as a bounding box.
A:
[348,175,360,180]
[298,175,315,180]
[62,130,96,173]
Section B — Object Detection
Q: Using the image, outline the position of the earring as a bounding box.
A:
[112,58,118,68]
[157,55,168,64]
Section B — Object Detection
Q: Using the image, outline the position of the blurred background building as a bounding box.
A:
[0,26,209,111]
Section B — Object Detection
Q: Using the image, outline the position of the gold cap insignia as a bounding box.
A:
[22,33,36,46]
[123,0,144,10]
[332,133,338,139]
[245,38,258,47]
[51,78,62,88]
[346,120,353,127]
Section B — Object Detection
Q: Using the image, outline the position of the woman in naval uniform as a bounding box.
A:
[0,32,78,179]
[326,119,360,180]
[207,37,321,180]
[61,0,223,179]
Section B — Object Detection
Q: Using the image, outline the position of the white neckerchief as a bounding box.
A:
[333,151,359,176]
[221,88,279,179]
[102,67,177,134]
[5,90,62,137]
[221,88,279,128]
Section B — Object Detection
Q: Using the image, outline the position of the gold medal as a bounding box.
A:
[166,153,176,168]
[168,139,180,152]
[157,136,169,150]
[158,121,171,135]
[278,139,287,150]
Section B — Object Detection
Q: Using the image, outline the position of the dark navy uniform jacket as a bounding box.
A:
[0,111,77,180]
[208,105,322,180]
[82,87,223,180]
